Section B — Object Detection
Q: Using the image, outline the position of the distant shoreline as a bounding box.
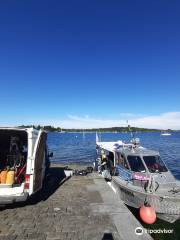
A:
[18,125,178,133]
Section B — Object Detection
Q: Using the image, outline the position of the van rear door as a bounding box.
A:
[32,130,47,193]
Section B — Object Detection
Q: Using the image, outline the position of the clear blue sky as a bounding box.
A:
[0,1,180,128]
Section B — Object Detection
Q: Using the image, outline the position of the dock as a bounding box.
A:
[0,164,152,240]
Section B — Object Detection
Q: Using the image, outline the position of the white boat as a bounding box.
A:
[95,135,180,223]
[0,127,53,204]
[161,132,171,136]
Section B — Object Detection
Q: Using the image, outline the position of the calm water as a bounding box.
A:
[48,131,180,179]
[47,132,180,239]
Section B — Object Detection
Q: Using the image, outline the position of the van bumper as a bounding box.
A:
[0,193,29,205]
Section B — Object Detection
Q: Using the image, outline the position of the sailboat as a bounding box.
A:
[82,129,85,138]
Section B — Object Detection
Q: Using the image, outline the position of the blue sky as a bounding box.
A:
[0,1,180,129]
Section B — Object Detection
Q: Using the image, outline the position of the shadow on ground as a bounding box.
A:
[0,166,69,210]
[34,166,69,202]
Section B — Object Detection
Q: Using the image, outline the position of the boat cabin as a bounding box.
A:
[96,139,174,187]
[115,148,168,174]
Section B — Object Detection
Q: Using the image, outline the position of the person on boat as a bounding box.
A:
[101,150,107,171]
[147,161,160,173]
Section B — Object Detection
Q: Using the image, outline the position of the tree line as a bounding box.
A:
[18,125,173,132]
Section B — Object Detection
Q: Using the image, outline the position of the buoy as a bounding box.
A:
[140,204,157,224]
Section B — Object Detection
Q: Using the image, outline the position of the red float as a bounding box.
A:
[139,205,157,224]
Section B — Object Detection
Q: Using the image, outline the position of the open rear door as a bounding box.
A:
[32,130,47,193]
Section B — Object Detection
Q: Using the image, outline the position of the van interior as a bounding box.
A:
[0,130,28,186]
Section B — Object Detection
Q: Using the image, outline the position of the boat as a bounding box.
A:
[95,135,180,223]
[161,132,172,136]
[0,127,53,204]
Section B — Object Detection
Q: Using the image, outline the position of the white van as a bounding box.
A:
[0,127,51,204]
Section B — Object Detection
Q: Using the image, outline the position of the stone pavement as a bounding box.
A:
[0,165,151,240]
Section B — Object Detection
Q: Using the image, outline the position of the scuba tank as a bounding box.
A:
[0,170,8,184]
[6,170,15,184]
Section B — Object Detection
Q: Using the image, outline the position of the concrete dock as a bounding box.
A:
[0,164,152,240]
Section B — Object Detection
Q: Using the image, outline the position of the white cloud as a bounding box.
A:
[131,112,180,130]
[2,112,180,130]
[62,115,125,128]
[58,112,180,130]
[119,113,145,119]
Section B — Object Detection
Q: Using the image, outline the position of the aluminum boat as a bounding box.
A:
[95,136,180,223]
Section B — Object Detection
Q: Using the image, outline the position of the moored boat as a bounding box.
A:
[161,131,171,136]
[95,135,180,223]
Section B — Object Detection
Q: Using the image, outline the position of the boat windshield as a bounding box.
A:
[127,155,146,172]
[143,155,168,173]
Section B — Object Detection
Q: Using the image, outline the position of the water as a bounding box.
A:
[47,131,180,239]
[48,132,97,165]
[48,132,180,179]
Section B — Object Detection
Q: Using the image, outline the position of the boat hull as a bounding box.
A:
[112,176,180,223]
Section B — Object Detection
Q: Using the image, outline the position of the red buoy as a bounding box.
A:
[139,205,157,224]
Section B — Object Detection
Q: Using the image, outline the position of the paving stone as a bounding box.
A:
[0,235,17,240]
[0,165,123,240]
